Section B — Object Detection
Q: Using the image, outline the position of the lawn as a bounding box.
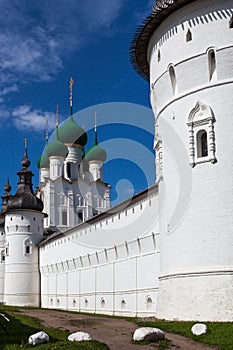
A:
[0,306,109,350]
[136,319,233,350]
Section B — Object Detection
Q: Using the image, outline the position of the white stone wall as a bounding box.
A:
[40,188,160,316]
[149,0,233,320]
[0,226,5,303]
[4,210,44,306]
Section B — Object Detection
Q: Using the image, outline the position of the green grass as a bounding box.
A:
[0,306,109,350]
[136,319,233,350]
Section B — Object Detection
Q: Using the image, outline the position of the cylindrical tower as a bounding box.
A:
[132,0,233,321]
[4,145,45,306]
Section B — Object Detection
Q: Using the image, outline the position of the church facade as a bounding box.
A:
[1,0,233,321]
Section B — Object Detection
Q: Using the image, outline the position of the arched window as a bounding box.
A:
[168,65,177,95]
[146,296,153,309]
[186,29,192,42]
[208,49,217,81]
[197,130,208,158]
[187,101,216,166]
[24,239,32,255]
[121,299,126,309]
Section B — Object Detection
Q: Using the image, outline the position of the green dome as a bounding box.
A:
[46,129,68,158]
[59,116,87,146]
[85,144,107,162]
[37,151,50,169]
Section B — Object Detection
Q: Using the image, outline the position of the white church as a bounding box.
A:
[0,0,233,321]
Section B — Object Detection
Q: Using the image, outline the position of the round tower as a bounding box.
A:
[132,0,233,321]
[4,143,45,306]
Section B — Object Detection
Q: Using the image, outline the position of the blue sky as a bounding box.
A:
[0,0,155,204]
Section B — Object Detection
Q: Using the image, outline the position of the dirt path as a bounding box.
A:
[19,309,218,350]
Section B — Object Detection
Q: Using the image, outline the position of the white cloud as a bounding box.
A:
[0,0,125,92]
[12,105,56,132]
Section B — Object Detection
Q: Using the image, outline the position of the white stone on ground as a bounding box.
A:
[68,331,92,342]
[133,327,165,342]
[28,331,49,345]
[191,323,208,336]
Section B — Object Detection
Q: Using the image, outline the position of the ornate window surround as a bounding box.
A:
[187,101,216,167]
[154,123,163,182]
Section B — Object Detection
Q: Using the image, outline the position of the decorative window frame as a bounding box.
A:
[154,123,163,182]
[187,101,216,167]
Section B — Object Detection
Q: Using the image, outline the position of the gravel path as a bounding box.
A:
[19,309,218,350]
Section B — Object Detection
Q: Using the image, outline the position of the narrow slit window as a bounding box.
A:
[186,29,192,42]
[208,49,217,81]
[158,49,161,62]
[169,65,177,95]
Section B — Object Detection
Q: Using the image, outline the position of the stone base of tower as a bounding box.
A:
[157,271,233,321]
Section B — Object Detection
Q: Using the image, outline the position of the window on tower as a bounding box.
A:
[208,49,217,81]
[229,15,233,28]
[24,239,32,255]
[186,29,192,42]
[168,65,177,95]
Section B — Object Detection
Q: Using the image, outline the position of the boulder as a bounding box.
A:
[133,327,165,342]
[191,323,208,336]
[68,331,92,342]
[28,331,49,345]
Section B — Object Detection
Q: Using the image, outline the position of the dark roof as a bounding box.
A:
[130,0,195,80]
[6,150,44,213]
[39,184,158,246]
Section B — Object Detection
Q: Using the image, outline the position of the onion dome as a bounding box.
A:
[7,143,44,213]
[58,77,87,146]
[85,125,106,163]
[59,115,87,146]
[46,127,68,158]
[37,151,50,169]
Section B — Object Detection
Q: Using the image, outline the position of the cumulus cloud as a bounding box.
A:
[12,105,56,132]
[0,0,125,87]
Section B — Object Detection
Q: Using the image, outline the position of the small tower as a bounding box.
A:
[46,113,68,181]
[59,78,87,180]
[37,119,50,183]
[85,113,107,181]
[0,180,11,303]
[4,141,45,306]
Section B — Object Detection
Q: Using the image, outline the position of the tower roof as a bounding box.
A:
[6,141,44,213]
[59,116,87,146]
[58,77,87,146]
[130,0,194,80]
[85,115,107,163]
[46,127,68,158]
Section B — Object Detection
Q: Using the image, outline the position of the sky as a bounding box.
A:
[0,0,155,205]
